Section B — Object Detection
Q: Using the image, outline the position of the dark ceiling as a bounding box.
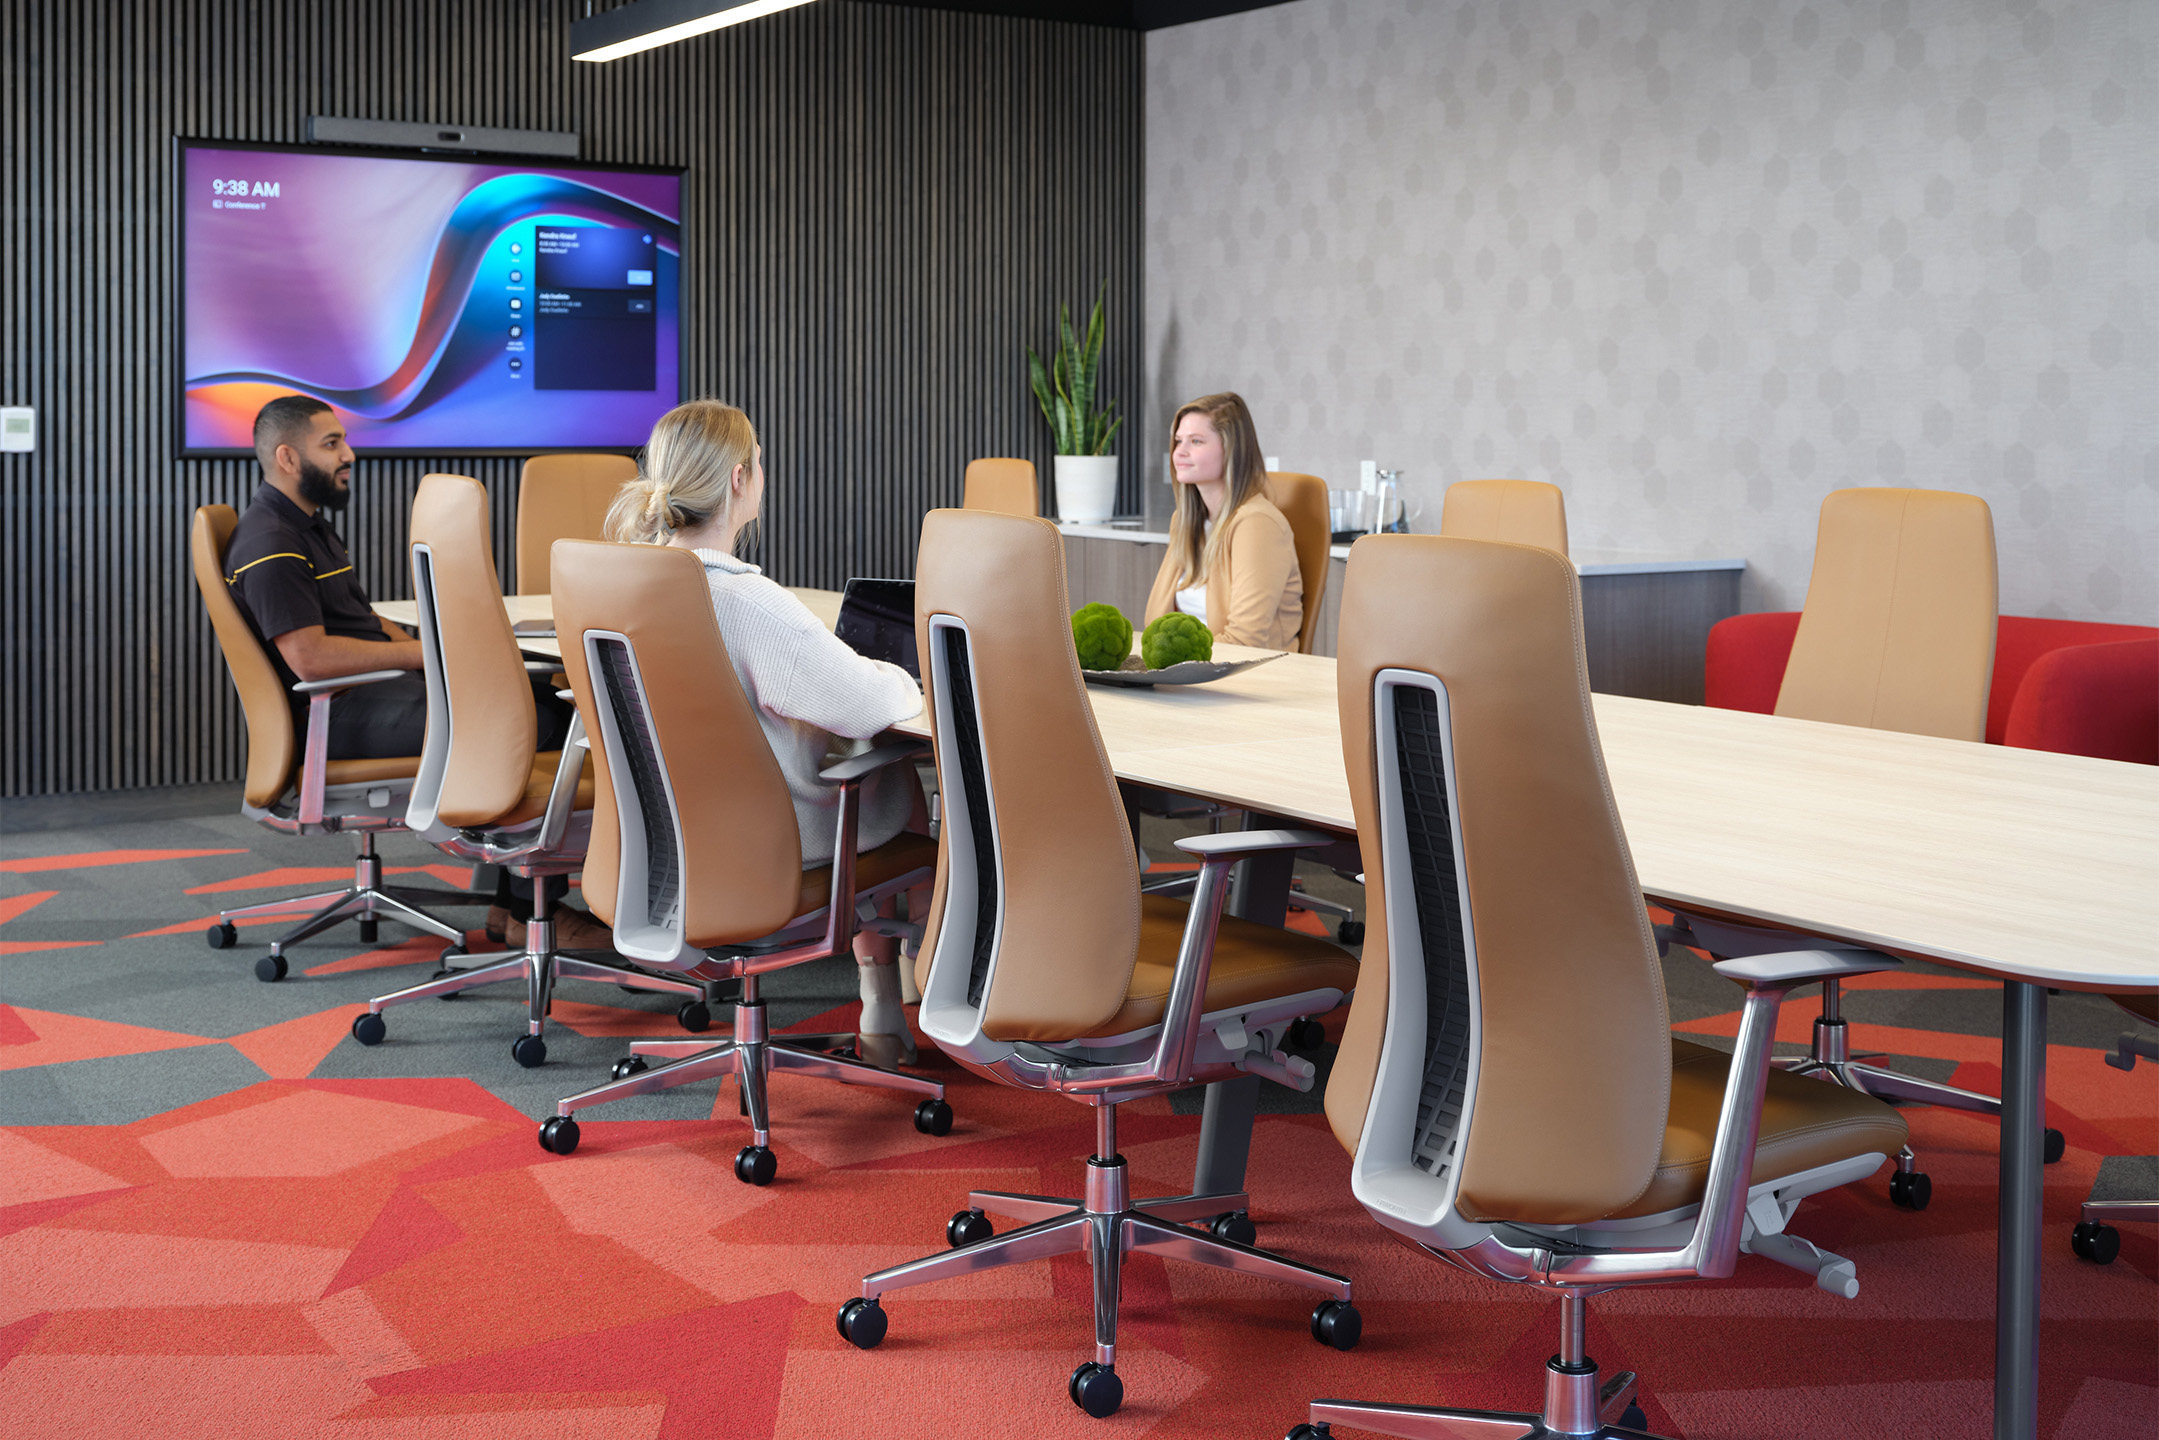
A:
[860,0,1294,29]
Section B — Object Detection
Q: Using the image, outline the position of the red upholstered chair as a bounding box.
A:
[1703,611,1801,715]
[1707,612,2158,763]
[1998,631,2158,763]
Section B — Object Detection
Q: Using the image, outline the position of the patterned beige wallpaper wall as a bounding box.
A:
[1143,0,2156,619]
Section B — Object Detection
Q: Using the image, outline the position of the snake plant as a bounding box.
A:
[1027,283,1123,456]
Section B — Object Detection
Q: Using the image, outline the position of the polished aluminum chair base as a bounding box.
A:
[1299,1294,1651,1440]
[214,830,479,981]
[538,972,946,1177]
[854,1102,1353,1406]
[355,904,709,1069]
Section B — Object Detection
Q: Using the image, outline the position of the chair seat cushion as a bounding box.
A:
[490,751,596,827]
[1076,894,1359,1039]
[795,831,939,919]
[306,756,422,788]
[1605,1039,1909,1219]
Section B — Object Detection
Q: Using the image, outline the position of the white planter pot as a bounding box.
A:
[1053,454,1120,524]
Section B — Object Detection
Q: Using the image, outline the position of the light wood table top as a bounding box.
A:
[379,592,2155,992]
[901,651,2159,994]
[374,588,848,661]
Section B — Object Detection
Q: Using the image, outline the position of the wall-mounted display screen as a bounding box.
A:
[179,139,683,455]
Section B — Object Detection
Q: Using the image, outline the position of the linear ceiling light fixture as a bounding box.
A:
[571,0,820,62]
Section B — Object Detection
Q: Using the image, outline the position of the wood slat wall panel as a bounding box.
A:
[1,0,1140,797]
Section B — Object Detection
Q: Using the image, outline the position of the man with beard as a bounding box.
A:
[225,395,429,758]
[224,394,609,947]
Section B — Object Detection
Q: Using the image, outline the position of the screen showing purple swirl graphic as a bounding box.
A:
[181,141,683,454]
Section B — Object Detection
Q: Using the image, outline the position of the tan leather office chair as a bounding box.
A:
[1293,536,1907,1440]
[836,509,1363,1419]
[1266,470,1333,653]
[962,457,1039,516]
[515,453,638,593]
[533,540,949,1182]
[1438,478,1570,554]
[1663,487,2010,1211]
[190,505,478,982]
[2070,994,2158,1266]
[346,475,708,1068]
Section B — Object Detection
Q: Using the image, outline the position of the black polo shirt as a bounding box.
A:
[224,481,391,693]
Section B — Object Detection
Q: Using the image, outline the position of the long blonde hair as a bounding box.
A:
[605,400,761,546]
[1166,392,1268,588]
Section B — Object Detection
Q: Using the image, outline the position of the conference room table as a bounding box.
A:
[383,590,2157,1440]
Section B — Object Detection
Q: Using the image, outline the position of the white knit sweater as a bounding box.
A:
[690,548,923,868]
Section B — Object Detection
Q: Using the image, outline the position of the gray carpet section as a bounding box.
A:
[0,1045,270,1126]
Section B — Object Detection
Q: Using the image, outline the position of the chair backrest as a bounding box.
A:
[1328,535,1671,1244]
[1266,470,1332,653]
[912,508,1141,1053]
[551,539,802,962]
[1438,479,1569,557]
[406,474,539,833]
[191,504,298,810]
[1776,487,1996,740]
[516,453,639,593]
[962,458,1039,517]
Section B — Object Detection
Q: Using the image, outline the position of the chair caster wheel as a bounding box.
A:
[1068,1361,1123,1418]
[611,1055,649,1081]
[1285,1016,1326,1051]
[357,919,378,944]
[207,922,237,950]
[1310,1299,1362,1351]
[254,954,287,982]
[1210,1211,1257,1247]
[1285,1426,1331,1440]
[947,1208,993,1247]
[2070,1220,2120,1265]
[735,1145,776,1186]
[1619,1401,1649,1430]
[2043,1127,2065,1165]
[835,1297,885,1349]
[1336,919,1365,946]
[537,1116,579,1155]
[1888,1169,1932,1210]
[511,1035,548,1068]
[351,1013,386,1046]
[433,948,466,997]
[913,1098,954,1136]
[677,1001,711,1033]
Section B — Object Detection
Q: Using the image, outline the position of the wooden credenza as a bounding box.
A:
[1058,525,1744,705]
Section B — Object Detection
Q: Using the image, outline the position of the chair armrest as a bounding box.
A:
[292,668,405,694]
[819,739,928,785]
[1174,828,1336,858]
[1713,950,1902,986]
[1539,965,1818,1289]
[291,674,403,826]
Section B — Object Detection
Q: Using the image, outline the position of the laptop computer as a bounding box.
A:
[833,578,920,680]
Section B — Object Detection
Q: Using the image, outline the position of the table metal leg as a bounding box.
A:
[1995,981,2046,1440]
[1192,813,1299,1195]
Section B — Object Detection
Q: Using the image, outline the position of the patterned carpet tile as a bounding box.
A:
[0,822,2152,1438]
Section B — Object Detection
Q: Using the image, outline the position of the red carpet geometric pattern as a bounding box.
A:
[1,829,2153,1438]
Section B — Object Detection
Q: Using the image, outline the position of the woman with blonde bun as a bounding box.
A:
[607,400,927,1065]
[1142,392,1302,650]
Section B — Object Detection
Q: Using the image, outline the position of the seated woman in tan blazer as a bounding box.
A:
[1143,392,1304,650]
